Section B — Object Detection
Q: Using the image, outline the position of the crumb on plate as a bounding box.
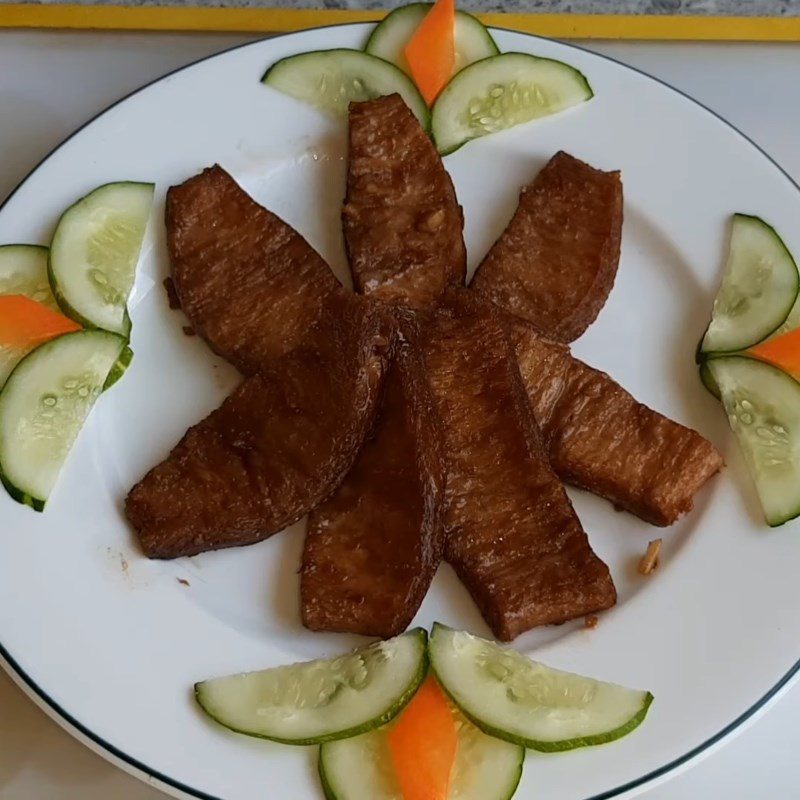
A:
[638,538,662,575]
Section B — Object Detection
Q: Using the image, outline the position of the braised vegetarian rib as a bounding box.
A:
[343,94,466,310]
[472,151,623,343]
[126,295,393,559]
[420,291,616,641]
[301,320,445,637]
[166,164,343,375]
[511,321,723,526]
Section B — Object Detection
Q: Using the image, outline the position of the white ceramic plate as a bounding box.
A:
[1,23,799,800]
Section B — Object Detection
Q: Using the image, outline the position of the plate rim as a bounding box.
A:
[2,23,800,800]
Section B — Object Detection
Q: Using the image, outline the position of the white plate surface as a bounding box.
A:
[1,24,799,800]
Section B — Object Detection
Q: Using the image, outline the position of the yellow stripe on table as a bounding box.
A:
[2,3,800,41]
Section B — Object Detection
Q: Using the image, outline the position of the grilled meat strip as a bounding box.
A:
[166,164,343,375]
[420,291,616,641]
[301,318,445,638]
[126,295,393,559]
[472,151,623,343]
[511,321,723,526]
[343,94,466,310]
[297,93,462,633]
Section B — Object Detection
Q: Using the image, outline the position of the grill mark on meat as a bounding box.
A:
[420,291,616,641]
[343,94,466,310]
[301,317,445,638]
[126,295,394,559]
[472,151,622,343]
[166,164,343,376]
[510,321,723,526]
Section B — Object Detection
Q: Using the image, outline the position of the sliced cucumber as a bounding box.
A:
[0,346,24,391]
[429,624,653,751]
[709,356,800,526]
[701,214,799,355]
[0,245,57,310]
[263,49,430,129]
[49,182,154,336]
[195,629,428,745]
[431,53,593,155]
[769,291,800,340]
[365,5,499,76]
[104,344,134,391]
[319,706,523,800]
[449,709,523,800]
[699,359,722,400]
[0,245,62,387]
[0,330,130,510]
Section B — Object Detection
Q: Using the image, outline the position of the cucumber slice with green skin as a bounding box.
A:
[104,344,134,391]
[429,623,653,752]
[319,707,524,800]
[195,629,428,745]
[263,49,430,130]
[709,356,800,526]
[365,4,499,76]
[431,52,593,155]
[0,330,130,511]
[768,291,800,340]
[0,245,58,310]
[49,182,154,337]
[0,348,23,390]
[700,214,799,356]
[699,359,722,400]
[0,245,62,388]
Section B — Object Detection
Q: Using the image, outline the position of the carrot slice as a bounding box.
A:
[387,676,458,800]
[0,295,80,348]
[404,0,456,106]
[748,327,800,377]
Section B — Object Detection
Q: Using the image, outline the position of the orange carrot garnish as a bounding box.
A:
[748,326,800,377]
[387,676,458,800]
[0,295,80,348]
[404,0,456,106]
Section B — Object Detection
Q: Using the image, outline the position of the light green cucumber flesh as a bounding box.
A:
[365,5,499,76]
[195,629,428,745]
[0,346,28,391]
[0,244,57,310]
[709,355,800,526]
[319,705,524,800]
[701,214,799,355]
[49,181,154,336]
[429,623,652,751]
[263,49,430,130]
[431,52,593,155]
[0,330,129,510]
[769,290,800,340]
[0,245,60,388]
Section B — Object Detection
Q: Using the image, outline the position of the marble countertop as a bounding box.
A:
[7,0,800,15]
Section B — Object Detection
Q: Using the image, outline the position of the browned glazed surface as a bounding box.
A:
[421,291,616,641]
[126,296,393,559]
[343,94,466,310]
[472,151,623,343]
[301,319,445,638]
[167,165,343,375]
[511,321,723,526]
